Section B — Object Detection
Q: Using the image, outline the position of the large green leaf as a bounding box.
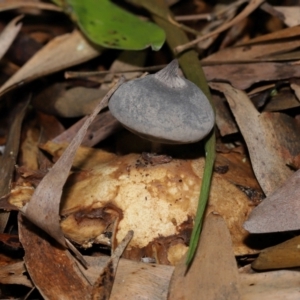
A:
[54,0,165,50]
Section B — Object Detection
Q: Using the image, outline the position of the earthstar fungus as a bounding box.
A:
[108,60,214,146]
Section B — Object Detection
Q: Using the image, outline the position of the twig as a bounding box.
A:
[65,64,166,79]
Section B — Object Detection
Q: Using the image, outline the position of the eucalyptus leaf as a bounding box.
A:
[56,0,165,50]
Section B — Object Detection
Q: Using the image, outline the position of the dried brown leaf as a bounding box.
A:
[210,82,292,195]
[0,30,101,97]
[273,6,300,27]
[33,83,108,117]
[0,261,33,287]
[213,94,238,136]
[168,213,240,300]
[204,62,300,90]
[291,82,300,101]
[264,88,300,111]
[19,215,91,300]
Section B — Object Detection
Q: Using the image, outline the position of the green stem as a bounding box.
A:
[133,0,216,266]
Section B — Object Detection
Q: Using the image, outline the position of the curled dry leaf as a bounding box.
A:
[210,82,293,195]
[0,30,101,97]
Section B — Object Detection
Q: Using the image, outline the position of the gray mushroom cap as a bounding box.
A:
[108,60,214,144]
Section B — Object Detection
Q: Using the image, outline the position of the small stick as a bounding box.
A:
[65,64,166,79]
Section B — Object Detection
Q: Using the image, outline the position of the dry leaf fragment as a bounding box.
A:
[0,261,32,287]
[0,1,61,12]
[0,15,22,61]
[291,82,300,101]
[21,79,124,250]
[244,169,300,233]
[240,265,300,299]
[273,6,300,27]
[210,82,292,196]
[204,62,300,90]
[168,213,240,300]
[213,94,238,136]
[0,30,101,97]
[33,83,109,117]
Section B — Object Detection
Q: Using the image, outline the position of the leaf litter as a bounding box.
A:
[1,0,300,299]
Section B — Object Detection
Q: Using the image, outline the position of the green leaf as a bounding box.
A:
[57,0,165,50]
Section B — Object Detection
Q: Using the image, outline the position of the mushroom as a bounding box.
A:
[108,59,214,151]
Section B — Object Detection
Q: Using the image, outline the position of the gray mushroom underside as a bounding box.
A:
[109,76,214,144]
